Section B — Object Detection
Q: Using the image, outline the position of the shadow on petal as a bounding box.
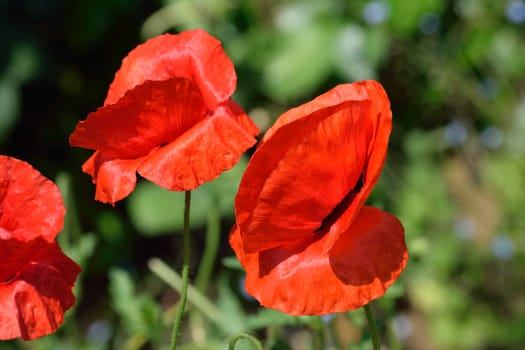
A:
[329,206,408,286]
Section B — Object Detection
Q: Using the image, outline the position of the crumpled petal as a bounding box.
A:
[0,156,64,242]
[70,78,207,159]
[235,81,392,253]
[138,100,259,191]
[71,77,258,204]
[230,206,407,315]
[70,30,259,204]
[81,152,144,204]
[0,238,81,340]
[104,28,236,108]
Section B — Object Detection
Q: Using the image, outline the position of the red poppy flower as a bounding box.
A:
[229,81,408,315]
[69,29,259,204]
[0,156,81,340]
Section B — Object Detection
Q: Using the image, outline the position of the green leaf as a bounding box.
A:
[387,0,444,35]
[215,273,246,333]
[127,157,247,236]
[222,256,243,271]
[251,3,343,101]
[0,79,20,142]
[261,24,339,101]
[245,309,316,330]
[66,233,98,268]
[108,268,163,342]
[488,28,525,79]
[96,210,125,242]
[206,156,248,217]
[127,181,212,235]
[333,24,382,82]
[178,341,226,350]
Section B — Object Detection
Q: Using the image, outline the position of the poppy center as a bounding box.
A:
[314,171,365,234]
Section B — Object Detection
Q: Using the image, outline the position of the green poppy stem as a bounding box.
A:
[169,190,192,350]
[229,332,264,350]
[363,303,380,350]
[195,207,220,293]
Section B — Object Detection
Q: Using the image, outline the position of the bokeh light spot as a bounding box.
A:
[362,1,390,25]
[491,235,515,261]
[392,314,413,340]
[506,0,525,24]
[444,121,467,147]
[480,127,503,150]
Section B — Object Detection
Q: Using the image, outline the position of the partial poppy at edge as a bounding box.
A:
[0,237,81,340]
[0,156,81,340]
[0,155,65,242]
[69,29,259,204]
[230,81,408,315]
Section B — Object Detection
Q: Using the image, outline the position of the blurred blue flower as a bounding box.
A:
[444,121,467,147]
[86,319,113,344]
[506,0,525,24]
[362,1,390,25]
[491,235,515,261]
[454,216,476,240]
[391,314,413,340]
[480,126,504,150]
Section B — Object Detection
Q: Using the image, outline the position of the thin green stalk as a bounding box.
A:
[148,258,225,327]
[190,208,220,341]
[229,333,264,350]
[195,207,220,293]
[363,303,380,350]
[170,190,192,350]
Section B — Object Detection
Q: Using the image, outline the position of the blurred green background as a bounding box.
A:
[1,0,525,349]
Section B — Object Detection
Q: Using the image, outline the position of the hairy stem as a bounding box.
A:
[169,190,192,350]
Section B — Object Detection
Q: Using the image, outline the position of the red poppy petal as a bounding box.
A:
[0,156,64,242]
[230,206,407,315]
[70,78,207,159]
[236,101,375,253]
[262,81,385,143]
[236,81,392,254]
[105,29,236,108]
[138,99,259,191]
[0,238,81,340]
[82,152,144,204]
[321,82,392,252]
[80,151,98,178]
